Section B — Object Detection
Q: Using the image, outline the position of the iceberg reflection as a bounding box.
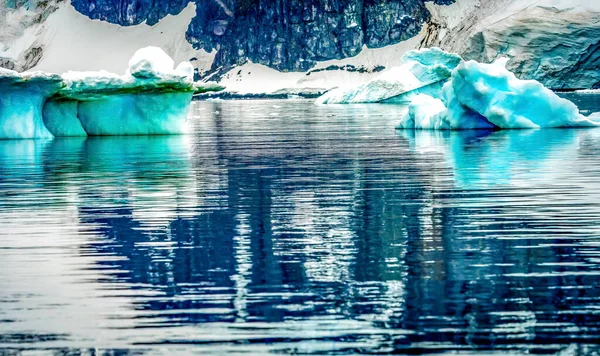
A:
[400,129,584,189]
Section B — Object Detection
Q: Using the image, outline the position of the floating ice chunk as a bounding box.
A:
[56,67,197,136]
[452,58,600,128]
[396,84,494,130]
[0,46,223,139]
[128,47,176,79]
[316,48,462,104]
[0,69,63,139]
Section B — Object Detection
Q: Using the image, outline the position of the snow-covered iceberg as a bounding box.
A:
[316,48,462,104]
[0,47,223,139]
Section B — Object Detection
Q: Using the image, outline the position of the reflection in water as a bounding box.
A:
[402,129,584,188]
[1,100,600,354]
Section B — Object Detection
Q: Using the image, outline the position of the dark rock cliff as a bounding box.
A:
[70,0,454,73]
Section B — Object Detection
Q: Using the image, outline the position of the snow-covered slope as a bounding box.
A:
[0,1,215,75]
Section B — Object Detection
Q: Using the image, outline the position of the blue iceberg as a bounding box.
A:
[0,47,223,139]
[399,58,600,130]
[396,94,448,130]
[450,59,600,129]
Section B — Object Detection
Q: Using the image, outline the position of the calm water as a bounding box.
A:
[2,99,600,355]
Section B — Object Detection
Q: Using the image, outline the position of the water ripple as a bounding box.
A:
[1,99,600,354]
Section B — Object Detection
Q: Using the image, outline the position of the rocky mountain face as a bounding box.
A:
[71,0,454,73]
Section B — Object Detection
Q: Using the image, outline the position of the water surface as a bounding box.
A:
[2,99,600,354]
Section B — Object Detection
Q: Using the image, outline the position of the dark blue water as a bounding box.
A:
[2,99,600,354]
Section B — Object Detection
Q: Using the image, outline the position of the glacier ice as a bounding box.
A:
[440,81,495,130]
[77,92,194,135]
[0,47,222,139]
[316,48,462,104]
[398,80,497,130]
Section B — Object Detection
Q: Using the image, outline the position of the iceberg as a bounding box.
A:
[441,81,495,130]
[316,48,462,104]
[451,59,600,129]
[42,99,88,137]
[0,47,223,139]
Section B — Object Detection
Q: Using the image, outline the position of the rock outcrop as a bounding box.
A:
[71,0,454,72]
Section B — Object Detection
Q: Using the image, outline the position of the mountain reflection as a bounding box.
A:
[1,101,600,353]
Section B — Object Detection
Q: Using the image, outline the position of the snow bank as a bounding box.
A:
[0,47,221,139]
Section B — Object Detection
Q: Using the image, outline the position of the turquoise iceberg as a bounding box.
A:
[316,47,600,130]
[0,47,223,139]
[395,55,600,130]
[450,59,600,129]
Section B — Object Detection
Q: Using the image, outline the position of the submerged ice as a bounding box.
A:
[317,48,600,130]
[0,47,222,139]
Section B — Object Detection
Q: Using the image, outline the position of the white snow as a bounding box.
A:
[313,29,425,71]
[28,2,215,75]
[128,47,176,79]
